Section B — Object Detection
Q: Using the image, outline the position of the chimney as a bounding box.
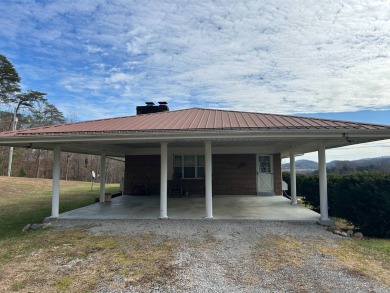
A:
[136,101,169,115]
[157,101,169,112]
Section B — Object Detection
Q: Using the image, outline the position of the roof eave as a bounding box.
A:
[0,128,389,146]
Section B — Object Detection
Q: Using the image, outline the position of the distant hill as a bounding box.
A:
[282,156,390,174]
[282,159,318,169]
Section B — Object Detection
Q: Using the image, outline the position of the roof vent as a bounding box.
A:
[136,101,169,115]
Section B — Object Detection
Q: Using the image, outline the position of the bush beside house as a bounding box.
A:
[283,172,390,238]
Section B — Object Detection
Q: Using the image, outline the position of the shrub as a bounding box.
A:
[283,172,320,211]
[17,168,27,177]
[331,173,390,238]
[283,172,390,238]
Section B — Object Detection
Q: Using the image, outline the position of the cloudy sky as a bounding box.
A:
[0,0,389,161]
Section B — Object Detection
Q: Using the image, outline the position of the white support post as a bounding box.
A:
[160,142,168,219]
[51,145,61,218]
[7,147,13,177]
[318,142,332,225]
[99,153,106,203]
[289,151,297,205]
[205,141,213,219]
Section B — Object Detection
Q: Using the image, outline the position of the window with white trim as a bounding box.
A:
[174,155,205,179]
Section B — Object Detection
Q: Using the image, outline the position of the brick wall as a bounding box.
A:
[124,155,160,195]
[213,154,256,195]
[273,153,282,195]
[124,153,281,196]
[168,179,205,196]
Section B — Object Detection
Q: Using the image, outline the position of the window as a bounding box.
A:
[258,155,272,173]
[174,155,205,179]
[174,156,182,178]
[197,155,205,178]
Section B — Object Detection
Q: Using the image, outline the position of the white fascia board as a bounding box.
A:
[0,129,389,145]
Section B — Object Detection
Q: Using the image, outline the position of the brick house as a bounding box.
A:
[1,102,390,223]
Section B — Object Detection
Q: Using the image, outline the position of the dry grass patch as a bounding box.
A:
[0,176,86,200]
[252,235,310,272]
[114,233,176,286]
[223,235,324,292]
[0,228,179,292]
[224,235,316,288]
[250,235,390,288]
[317,239,390,287]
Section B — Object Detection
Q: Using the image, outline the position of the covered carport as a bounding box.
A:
[0,107,389,224]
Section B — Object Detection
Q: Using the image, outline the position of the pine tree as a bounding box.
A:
[0,54,21,101]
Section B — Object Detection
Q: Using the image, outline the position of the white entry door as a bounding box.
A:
[257,155,274,195]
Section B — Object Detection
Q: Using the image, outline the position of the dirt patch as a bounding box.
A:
[253,235,309,271]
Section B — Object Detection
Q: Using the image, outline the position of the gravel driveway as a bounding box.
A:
[57,219,390,293]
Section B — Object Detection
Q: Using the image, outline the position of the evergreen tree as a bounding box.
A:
[0,54,21,101]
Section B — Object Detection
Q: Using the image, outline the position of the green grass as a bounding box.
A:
[356,239,390,257]
[56,276,77,291]
[0,176,120,239]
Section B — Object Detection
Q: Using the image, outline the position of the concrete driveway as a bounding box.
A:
[59,195,320,221]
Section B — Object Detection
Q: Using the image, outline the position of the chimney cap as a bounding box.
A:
[136,101,169,115]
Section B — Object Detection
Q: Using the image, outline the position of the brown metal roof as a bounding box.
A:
[0,108,389,137]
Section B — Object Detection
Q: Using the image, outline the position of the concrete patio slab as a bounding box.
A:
[58,195,320,221]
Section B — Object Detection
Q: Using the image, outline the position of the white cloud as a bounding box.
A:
[0,0,389,118]
[106,73,136,84]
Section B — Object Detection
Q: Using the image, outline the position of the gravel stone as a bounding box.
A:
[54,219,390,293]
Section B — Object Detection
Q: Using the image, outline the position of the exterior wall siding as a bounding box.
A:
[273,153,282,195]
[124,153,281,196]
[170,179,205,196]
[124,155,160,195]
[212,154,256,195]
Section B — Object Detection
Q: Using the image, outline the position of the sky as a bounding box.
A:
[0,0,389,162]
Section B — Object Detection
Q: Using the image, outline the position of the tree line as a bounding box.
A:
[326,158,390,174]
[0,54,124,182]
[283,157,390,175]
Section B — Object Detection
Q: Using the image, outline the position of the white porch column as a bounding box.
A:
[318,142,331,224]
[99,153,106,203]
[51,145,61,218]
[289,150,297,205]
[160,142,168,219]
[205,141,213,219]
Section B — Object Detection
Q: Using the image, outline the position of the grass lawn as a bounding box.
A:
[0,176,119,239]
